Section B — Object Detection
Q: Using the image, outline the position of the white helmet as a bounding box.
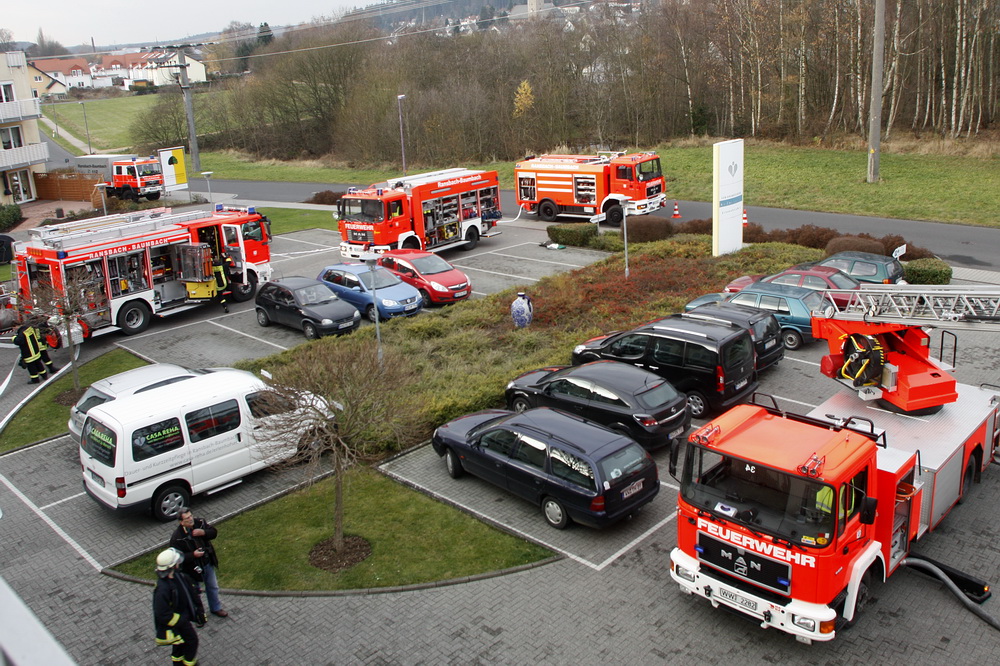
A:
[155,548,183,575]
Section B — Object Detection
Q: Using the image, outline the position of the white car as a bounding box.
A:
[68,364,218,442]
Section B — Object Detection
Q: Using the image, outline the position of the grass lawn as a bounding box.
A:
[0,263,10,282]
[42,96,161,153]
[0,348,148,453]
[113,467,552,590]
[258,207,338,235]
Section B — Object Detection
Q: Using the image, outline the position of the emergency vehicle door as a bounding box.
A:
[612,164,637,201]
[221,224,248,282]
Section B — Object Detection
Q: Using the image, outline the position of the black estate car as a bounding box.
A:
[504,360,690,450]
[255,276,361,339]
[572,316,757,419]
[431,407,660,529]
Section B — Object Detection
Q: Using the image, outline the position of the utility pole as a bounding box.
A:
[175,49,201,172]
[867,0,886,184]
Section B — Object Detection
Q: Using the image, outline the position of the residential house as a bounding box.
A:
[1,52,50,206]
[93,50,207,89]
[32,56,94,89]
[27,62,68,100]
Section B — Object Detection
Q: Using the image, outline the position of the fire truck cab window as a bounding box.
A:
[389,200,403,217]
[341,198,384,222]
[838,468,868,533]
[242,220,263,241]
[616,165,633,181]
[127,167,136,177]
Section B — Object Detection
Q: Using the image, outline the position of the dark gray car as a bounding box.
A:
[255,276,361,339]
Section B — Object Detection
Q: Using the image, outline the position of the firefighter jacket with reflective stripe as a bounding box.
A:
[13,325,43,363]
[153,573,201,645]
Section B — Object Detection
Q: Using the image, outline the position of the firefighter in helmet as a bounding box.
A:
[211,254,237,313]
[152,547,204,666]
[13,318,56,384]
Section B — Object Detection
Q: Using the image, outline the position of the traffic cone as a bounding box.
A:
[742,209,748,226]
[671,201,682,219]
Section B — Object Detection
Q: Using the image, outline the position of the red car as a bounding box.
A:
[724,264,860,307]
[376,249,472,305]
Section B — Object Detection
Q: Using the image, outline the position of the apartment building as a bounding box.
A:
[1,52,49,206]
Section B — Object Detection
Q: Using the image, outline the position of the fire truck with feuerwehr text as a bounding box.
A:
[514,151,666,226]
[337,168,502,259]
[668,285,1000,644]
[6,205,272,347]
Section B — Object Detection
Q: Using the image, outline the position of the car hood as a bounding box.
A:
[300,299,359,320]
[368,281,421,301]
[424,267,470,288]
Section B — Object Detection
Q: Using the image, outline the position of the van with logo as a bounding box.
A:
[79,369,302,521]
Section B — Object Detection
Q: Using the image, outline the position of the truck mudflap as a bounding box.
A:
[669,548,838,644]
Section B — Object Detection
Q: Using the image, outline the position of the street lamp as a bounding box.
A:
[95,183,107,216]
[201,171,214,206]
[79,101,92,154]
[396,94,407,176]
[360,253,384,365]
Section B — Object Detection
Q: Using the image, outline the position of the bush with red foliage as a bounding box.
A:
[304,190,344,205]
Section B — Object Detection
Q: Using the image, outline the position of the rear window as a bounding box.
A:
[74,387,113,415]
[132,418,184,461]
[752,316,779,340]
[82,418,117,466]
[551,448,596,491]
[635,382,680,410]
[598,443,650,485]
[829,273,859,289]
[721,334,754,370]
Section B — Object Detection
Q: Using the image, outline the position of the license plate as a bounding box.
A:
[454,290,467,298]
[765,339,776,349]
[735,378,748,390]
[670,426,685,439]
[89,469,106,488]
[719,587,758,612]
[404,303,418,311]
[622,479,644,499]
[338,320,354,329]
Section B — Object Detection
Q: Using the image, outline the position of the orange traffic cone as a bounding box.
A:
[671,201,682,219]
[742,209,748,226]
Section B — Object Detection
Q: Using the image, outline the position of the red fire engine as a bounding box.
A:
[337,168,502,259]
[75,154,166,202]
[8,205,272,346]
[669,285,1000,643]
[514,151,666,226]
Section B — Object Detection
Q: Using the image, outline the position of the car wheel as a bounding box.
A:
[303,321,319,339]
[782,329,803,350]
[686,391,709,419]
[116,301,151,335]
[256,308,271,327]
[511,395,531,413]
[537,200,559,222]
[145,192,161,201]
[151,484,190,522]
[845,569,873,628]
[419,289,431,306]
[366,305,379,323]
[542,496,570,529]
[445,448,464,479]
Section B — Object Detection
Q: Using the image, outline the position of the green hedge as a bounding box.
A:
[0,203,23,232]
[546,223,598,246]
[904,257,952,284]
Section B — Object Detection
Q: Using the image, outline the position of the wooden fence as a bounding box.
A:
[34,173,104,206]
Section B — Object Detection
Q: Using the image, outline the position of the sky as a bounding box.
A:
[4,1,371,49]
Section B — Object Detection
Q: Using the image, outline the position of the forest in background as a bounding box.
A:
[131,0,1000,164]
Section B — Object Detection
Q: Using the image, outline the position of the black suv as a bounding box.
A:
[682,303,783,373]
[432,407,660,529]
[572,316,758,419]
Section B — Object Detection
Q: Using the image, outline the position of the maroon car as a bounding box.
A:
[376,249,472,305]
[724,265,860,307]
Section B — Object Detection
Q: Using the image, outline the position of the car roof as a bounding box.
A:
[685,302,771,325]
[643,314,746,342]
[322,263,384,275]
[264,276,327,290]
[91,363,198,395]
[737,281,817,298]
[774,264,846,277]
[506,407,629,454]
[822,251,895,263]
[567,360,666,393]
[383,249,432,259]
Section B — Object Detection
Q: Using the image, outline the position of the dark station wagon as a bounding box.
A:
[431,407,660,529]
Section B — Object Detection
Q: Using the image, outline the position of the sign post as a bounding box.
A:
[712,139,745,257]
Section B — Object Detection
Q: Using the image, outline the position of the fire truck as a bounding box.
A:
[7,205,272,347]
[514,151,666,226]
[668,285,1000,643]
[337,168,502,259]
[75,154,167,202]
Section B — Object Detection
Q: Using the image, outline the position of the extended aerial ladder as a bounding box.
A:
[812,285,1000,414]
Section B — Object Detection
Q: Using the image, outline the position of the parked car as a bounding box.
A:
[68,364,218,443]
[317,263,423,321]
[504,360,690,450]
[815,251,906,285]
[682,303,784,373]
[255,276,361,339]
[722,282,828,350]
[431,406,660,529]
[724,265,861,307]
[572,316,757,419]
[376,250,472,305]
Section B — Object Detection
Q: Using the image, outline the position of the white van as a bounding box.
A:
[79,368,300,521]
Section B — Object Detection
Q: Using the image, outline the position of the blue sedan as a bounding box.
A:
[318,263,423,321]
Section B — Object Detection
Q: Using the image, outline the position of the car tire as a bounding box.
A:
[511,395,532,413]
[419,289,431,306]
[366,305,379,323]
[782,329,804,350]
[845,569,873,628]
[959,457,976,503]
[462,226,479,251]
[256,308,271,327]
[542,496,570,529]
[537,200,559,222]
[151,484,190,522]
[686,391,709,419]
[303,321,319,339]
[445,448,464,479]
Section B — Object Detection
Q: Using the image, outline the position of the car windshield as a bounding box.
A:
[681,443,835,547]
[358,267,401,290]
[409,254,453,275]
[294,284,337,305]
[829,273,860,289]
[339,197,384,222]
[636,158,662,182]
[753,316,780,340]
[468,413,516,439]
[74,387,113,414]
[802,290,827,311]
[635,381,679,408]
[137,164,162,176]
[598,443,650,484]
[721,334,754,370]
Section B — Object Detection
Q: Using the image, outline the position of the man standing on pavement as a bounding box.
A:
[170,508,229,619]
[153,547,203,666]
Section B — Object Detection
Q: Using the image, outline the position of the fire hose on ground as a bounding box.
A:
[901,557,1000,632]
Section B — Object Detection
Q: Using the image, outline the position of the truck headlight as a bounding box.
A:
[792,615,816,632]
[673,565,696,582]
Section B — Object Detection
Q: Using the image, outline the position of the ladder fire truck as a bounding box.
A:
[337,168,502,259]
[6,206,272,347]
[514,151,666,226]
[669,285,1000,643]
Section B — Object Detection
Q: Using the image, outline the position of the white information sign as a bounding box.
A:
[158,146,189,192]
[712,139,745,256]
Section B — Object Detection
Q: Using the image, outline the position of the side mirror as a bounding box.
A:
[668,441,681,480]
[859,496,878,525]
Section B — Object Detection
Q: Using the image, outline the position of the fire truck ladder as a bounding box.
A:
[27,209,209,250]
[819,285,1000,333]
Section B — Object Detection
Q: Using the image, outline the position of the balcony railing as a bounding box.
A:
[0,142,50,170]
[0,98,42,123]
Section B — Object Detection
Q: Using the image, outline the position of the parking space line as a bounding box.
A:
[769,394,820,409]
[455,266,539,282]
[487,251,589,269]
[787,356,820,367]
[39,492,86,511]
[594,512,678,571]
[207,321,289,350]
[0,473,102,571]
[276,234,338,248]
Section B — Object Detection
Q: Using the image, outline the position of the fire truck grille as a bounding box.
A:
[697,533,791,596]
[647,183,663,197]
[349,229,374,243]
